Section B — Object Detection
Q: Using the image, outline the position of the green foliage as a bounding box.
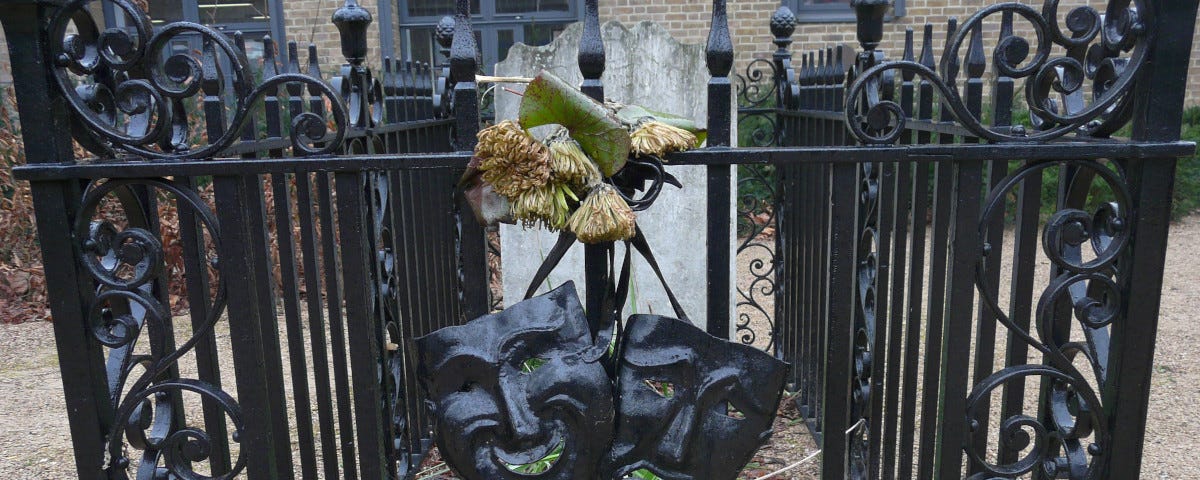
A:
[629,469,663,479]
[519,71,630,176]
[1174,107,1200,218]
[506,442,563,474]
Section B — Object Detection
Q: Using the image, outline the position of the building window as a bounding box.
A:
[398,0,580,73]
[791,0,905,23]
[106,0,283,63]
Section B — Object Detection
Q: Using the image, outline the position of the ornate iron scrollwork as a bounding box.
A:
[416,283,789,479]
[47,0,347,159]
[969,159,1130,479]
[736,59,781,148]
[77,178,243,478]
[846,0,1150,144]
[735,164,778,351]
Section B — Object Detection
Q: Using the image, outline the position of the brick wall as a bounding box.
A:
[2,1,1198,107]
[597,0,1200,108]
[280,0,399,74]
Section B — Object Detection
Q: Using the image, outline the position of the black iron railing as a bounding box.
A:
[3,0,1199,478]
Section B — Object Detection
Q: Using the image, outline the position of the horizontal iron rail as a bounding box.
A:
[219,119,455,156]
[15,141,1195,180]
[782,109,983,138]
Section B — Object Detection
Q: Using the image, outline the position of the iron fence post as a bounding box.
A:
[450,0,488,321]
[578,0,612,330]
[0,4,111,478]
[823,161,859,479]
[1106,0,1200,477]
[706,0,734,338]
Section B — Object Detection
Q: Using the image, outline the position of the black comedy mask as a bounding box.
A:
[415,282,614,479]
[603,314,789,480]
[418,283,788,480]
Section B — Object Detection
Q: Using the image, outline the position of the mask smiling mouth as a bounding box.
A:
[496,432,566,474]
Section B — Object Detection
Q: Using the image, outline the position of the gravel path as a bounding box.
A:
[4,216,1200,479]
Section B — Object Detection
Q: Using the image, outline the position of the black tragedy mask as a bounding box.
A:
[415,282,614,479]
[603,314,789,480]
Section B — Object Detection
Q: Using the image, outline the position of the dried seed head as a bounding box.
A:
[568,183,637,243]
[545,128,602,187]
[630,120,698,158]
[475,120,552,197]
[511,182,572,231]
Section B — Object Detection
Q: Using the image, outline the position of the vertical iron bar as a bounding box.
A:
[935,162,983,480]
[335,171,390,479]
[317,171,360,479]
[881,28,915,480]
[917,19,956,480]
[212,175,283,480]
[297,171,343,479]
[899,24,935,479]
[970,17,1010,474]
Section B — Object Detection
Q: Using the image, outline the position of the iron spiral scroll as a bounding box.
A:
[46,0,348,160]
[968,159,1131,479]
[735,164,779,351]
[846,0,1150,144]
[737,58,782,148]
[76,178,244,479]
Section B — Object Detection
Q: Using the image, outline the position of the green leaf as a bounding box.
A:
[614,105,708,147]
[519,71,631,177]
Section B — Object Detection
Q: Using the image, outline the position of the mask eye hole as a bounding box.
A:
[520,357,547,374]
[723,401,746,420]
[644,379,676,398]
[458,381,478,393]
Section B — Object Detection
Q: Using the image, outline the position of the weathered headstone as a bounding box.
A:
[495,21,736,333]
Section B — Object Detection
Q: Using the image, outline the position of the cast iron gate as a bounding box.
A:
[3,0,1197,478]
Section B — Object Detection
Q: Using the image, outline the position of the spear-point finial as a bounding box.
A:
[706,0,733,77]
[919,23,936,73]
[262,35,279,79]
[333,0,373,66]
[902,28,916,82]
[966,25,986,79]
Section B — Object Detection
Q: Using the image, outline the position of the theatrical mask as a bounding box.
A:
[415,282,614,479]
[603,314,789,480]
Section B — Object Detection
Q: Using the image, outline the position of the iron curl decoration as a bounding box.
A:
[735,164,778,351]
[846,0,1151,144]
[738,58,780,108]
[737,58,782,147]
[47,0,348,160]
[849,160,880,478]
[970,159,1131,479]
[76,178,244,479]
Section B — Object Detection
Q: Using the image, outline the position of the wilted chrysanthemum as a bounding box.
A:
[512,182,574,231]
[475,120,551,197]
[545,127,601,187]
[630,120,698,158]
[567,183,637,243]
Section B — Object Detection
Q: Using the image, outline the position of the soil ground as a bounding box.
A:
[4,217,1200,479]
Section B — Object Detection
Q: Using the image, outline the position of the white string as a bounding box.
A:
[753,418,867,480]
